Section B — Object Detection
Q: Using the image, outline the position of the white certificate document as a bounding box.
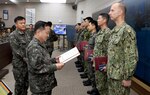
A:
[59,47,80,64]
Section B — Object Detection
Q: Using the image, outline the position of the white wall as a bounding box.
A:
[0,0,124,27]
[76,0,121,23]
[0,3,76,27]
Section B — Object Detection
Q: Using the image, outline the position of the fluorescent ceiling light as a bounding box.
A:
[9,0,17,3]
[40,0,66,3]
[9,0,16,1]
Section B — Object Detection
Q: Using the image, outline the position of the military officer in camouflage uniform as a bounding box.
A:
[83,17,93,41]
[78,17,92,44]
[74,22,82,63]
[27,24,34,38]
[45,21,58,57]
[76,22,85,44]
[75,17,93,70]
[9,16,31,95]
[85,20,99,94]
[87,20,98,49]
[93,13,111,95]
[75,23,82,45]
[78,17,94,80]
[107,3,138,95]
[78,17,93,43]
[26,21,64,95]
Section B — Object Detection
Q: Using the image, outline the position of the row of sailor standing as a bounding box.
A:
[74,2,138,95]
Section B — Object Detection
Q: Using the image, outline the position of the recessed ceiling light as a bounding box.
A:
[40,0,66,3]
[5,2,8,4]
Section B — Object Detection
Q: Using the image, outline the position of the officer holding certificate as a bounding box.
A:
[26,21,64,95]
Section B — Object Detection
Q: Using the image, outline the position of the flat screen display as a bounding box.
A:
[53,24,66,35]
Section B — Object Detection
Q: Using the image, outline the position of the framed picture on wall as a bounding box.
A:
[3,10,9,20]
[26,8,35,25]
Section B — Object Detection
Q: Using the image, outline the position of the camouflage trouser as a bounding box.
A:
[84,61,88,74]
[107,78,130,95]
[32,90,52,95]
[87,61,95,87]
[13,66,29,95]
[95,71,108,95]
[80,51,84,62]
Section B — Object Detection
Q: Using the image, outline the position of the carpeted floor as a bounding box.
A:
[2,50,138,95]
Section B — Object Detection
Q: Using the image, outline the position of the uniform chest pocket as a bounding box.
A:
[41,51,50,64]
[111,34,122,45]
[96,35,104,43]
[18,40,26,46]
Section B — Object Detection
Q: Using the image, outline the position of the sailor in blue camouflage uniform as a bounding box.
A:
[26,21,64,95]
[9,16,31,95]
[107,2,138,95]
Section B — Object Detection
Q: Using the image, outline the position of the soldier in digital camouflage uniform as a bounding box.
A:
[87,20,98,50]
[107,3,138,95]
[85,20,99,94]
[26,21,64,95]
[93,13,111,95]
[45,21,58,58]
[78,17,93,43]
[76,17,93,72]
[9,16,31,95]
[75,21,86,69]
[79,17,94,83]
[27,24,34,39]
[77,20,89,44]
[83,17,92,41]
[74,22,83,64]
[76,22,85,44]
[75,23,81,44]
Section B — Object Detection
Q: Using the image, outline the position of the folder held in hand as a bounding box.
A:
[94,56,107,70]
[59,47,80,64]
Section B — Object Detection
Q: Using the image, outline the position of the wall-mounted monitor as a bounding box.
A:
[53,24,66,35]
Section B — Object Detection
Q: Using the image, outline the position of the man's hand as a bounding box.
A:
[102,66,106,72]
[55,56,60,63]
[99,65,106,72]
[56,63,64,70]
[122,80,131,87]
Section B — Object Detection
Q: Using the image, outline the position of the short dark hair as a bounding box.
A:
[84,17,93,23]
[47,21,52,27]
[77,23,81,26]
[14,16,25,23]
[75,23,81,26]
[29,24,33,26]
[99,13,110,24]
[90,20,98,30]
[34,21,48,34]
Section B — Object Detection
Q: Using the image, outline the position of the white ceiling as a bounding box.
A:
[0,0,82,4]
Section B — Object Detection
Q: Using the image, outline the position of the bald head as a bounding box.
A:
[112,2,126,15]
[109,2,126,22]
